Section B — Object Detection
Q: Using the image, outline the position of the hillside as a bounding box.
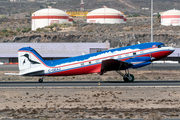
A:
[0,0,180,15]
[1,17,180,48]
[0,0,180,48]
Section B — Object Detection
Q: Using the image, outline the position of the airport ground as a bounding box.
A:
[1,64,180,119]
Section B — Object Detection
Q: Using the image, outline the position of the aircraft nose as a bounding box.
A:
[169,47,175,52]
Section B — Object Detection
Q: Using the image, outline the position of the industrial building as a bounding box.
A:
[31,8,69,31]
[87,6,126,24]
[161,9,180,26]
[0,43,110,64]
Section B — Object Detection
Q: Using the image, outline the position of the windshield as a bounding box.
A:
[158,44,166,48]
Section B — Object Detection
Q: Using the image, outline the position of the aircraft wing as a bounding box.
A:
[101,59,133,73]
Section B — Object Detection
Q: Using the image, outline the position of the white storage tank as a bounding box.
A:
[68,16,73,24]
[32,8,69,31]
[87,6,124,24]
[161,9,180,26]
[122,15,127,23]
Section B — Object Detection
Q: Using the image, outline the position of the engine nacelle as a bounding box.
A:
[125,57,152,68]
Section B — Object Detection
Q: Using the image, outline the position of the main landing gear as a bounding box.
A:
[38,76,45,83]
[116,69,134,82]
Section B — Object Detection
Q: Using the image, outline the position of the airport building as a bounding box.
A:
[0,43,110,64]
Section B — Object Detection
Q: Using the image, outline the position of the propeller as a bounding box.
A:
[149,52,155,70]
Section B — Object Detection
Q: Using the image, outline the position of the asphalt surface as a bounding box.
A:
[0,81,180,87]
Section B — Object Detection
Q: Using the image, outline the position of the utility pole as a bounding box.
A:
[80,0,84,11]
[151,0,153,42]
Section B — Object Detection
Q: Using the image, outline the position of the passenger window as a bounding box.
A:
[133,52,136,55]
[158,45,161,48]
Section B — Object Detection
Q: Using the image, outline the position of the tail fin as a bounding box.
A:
[18,47,45,75]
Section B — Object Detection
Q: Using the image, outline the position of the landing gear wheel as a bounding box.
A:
[123,74,134,82]
[39,78,43,83]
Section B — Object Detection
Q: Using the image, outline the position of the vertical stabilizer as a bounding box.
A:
[18,47,45,75]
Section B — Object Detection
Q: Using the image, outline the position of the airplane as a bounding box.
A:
[5,42,174,83]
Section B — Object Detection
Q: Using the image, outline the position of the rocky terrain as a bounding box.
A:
[1,17,180,48]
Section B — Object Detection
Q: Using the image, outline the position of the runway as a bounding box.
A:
[1,81,180,87]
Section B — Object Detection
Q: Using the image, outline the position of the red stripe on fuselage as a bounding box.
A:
[46,63,101,76]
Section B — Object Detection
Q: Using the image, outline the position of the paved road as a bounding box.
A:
[1,81,180,87]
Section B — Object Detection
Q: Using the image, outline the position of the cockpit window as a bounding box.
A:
[158,44,165,48]
[158,45,161,48]
[161,44,165,47]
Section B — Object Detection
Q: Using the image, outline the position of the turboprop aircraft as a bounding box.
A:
[5,42,174,83]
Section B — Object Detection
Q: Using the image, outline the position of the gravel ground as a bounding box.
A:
[0,87,180,119]
[1,66,180,119]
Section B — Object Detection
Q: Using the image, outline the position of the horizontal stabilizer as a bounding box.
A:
[5,73,20,76]
[22,70,44,76]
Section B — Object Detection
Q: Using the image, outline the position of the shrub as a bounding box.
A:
[36,28,43,32]
[4,33,9,37]
[2,29,7,33]
[26,27,31,32]
[52,23,58,27]
[16,28,21,32]
[58,23,72,28]
[0,14,7,19]
[132,14,140,17]
[21,29,27,34]
[87,29,93,33]
[45,25,54,30]
[13,32,17,35]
